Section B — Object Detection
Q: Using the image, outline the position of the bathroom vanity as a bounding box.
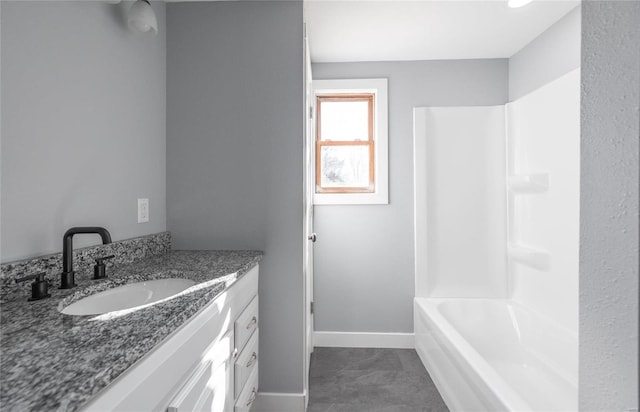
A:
[83,264,260,412]
[0,243,262,412]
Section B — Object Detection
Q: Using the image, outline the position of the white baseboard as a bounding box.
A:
[313,331,415,349]
[252,391,306,412]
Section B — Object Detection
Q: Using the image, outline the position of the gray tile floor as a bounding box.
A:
[308,347,449,412]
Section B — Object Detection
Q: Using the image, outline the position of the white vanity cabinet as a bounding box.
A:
[81,265,259,412]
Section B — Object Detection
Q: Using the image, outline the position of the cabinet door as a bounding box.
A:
[167,331,234,412]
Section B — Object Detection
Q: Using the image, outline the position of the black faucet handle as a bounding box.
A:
[15,271,47,284]
[15,272,51,301]
[95,255,115,264]
[93,255,115,280]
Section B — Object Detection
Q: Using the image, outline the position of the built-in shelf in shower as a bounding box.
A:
[508,244,550,271]
[507,174,549,193]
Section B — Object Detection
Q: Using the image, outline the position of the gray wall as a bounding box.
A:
[311,60,508,333]
[579,2,639,409]
[1,1,167,262]
[1,2,3,262]
[509,6,580,101]
[166,1,304,394]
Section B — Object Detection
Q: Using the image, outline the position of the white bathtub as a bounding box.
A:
[414,298,577,412]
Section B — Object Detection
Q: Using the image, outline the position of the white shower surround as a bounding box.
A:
[414,69,580,411]
[414,105,508,299]
[507,70,580,332]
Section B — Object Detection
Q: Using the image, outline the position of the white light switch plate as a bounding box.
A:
[138,198,149,223]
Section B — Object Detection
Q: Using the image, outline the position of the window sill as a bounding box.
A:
[313,191,388,205]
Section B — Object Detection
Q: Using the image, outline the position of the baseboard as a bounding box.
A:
[313,331,415,349]
[252,391,306,412]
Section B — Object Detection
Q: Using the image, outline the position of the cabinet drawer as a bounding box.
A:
[234,296,258,353]
[167,331,233,412]
[234,365,258,412]
[234,331,258,399]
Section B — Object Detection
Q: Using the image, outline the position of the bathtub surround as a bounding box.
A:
[413,69,580,410]
[580,2,639,410]
[414,106,507,299]
[0,231,170,303]
[0,248,262,411]
[506,69,580,332]
[0,1,167,263]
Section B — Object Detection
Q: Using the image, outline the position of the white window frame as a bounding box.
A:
[312,78,389,205]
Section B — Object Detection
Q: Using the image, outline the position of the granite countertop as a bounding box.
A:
[0,250,263,412]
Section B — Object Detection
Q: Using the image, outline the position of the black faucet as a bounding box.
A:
[60,227,112,289]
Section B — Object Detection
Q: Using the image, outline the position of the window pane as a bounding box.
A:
[320,145,370,188]
[320,100,369,141]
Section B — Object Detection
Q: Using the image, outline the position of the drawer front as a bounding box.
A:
[234,331,259,399]
[234,365,259,412]
[234,296,258,353]
[167,331,233,412]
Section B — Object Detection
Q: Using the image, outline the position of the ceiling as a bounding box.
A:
[305,0,579,63]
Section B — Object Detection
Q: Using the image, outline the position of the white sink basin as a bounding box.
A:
[60,278,196,316]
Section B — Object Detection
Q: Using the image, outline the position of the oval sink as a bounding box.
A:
[60,278,196,316]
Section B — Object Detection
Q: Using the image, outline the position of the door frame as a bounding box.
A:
[302,23,314,410]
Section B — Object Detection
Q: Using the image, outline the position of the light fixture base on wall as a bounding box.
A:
[128,0,158,35]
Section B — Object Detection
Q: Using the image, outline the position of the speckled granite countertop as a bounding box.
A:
[0,250,263,412]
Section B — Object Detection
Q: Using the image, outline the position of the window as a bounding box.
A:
[313,79,388,205]
[316,94,374,193]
